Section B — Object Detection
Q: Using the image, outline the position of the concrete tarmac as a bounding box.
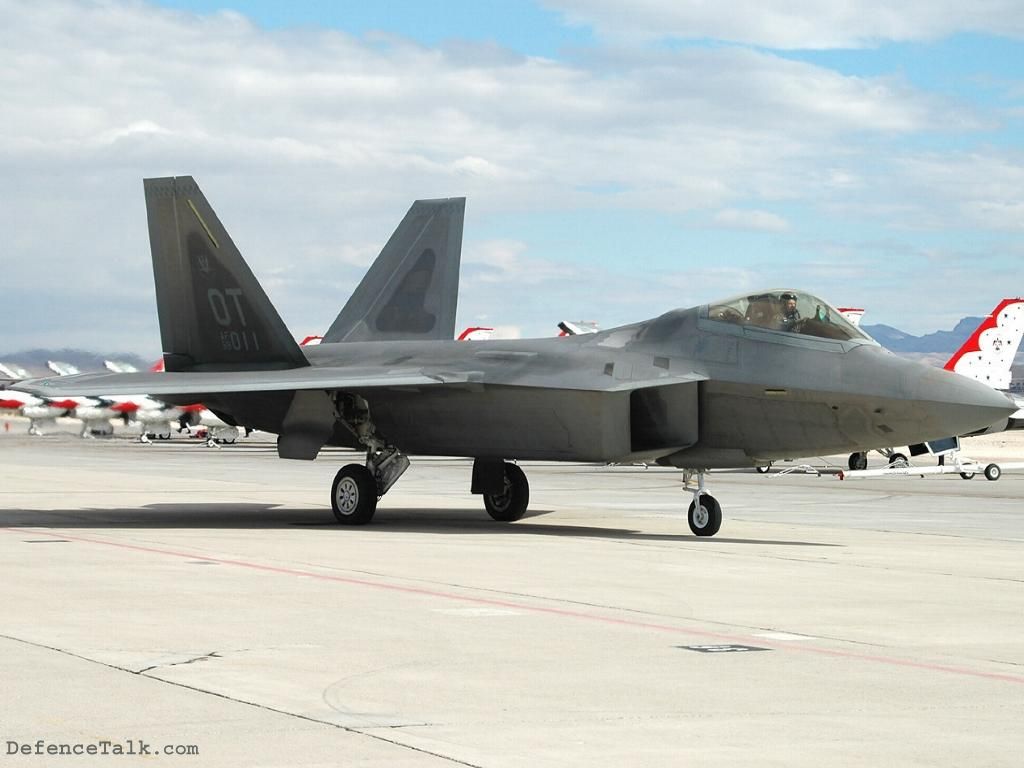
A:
[1,424,1023,766]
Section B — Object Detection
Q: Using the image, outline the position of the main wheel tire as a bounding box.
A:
[984,463,1002,482]
[331,464,378,525]
[484,463,529,522]
[959,472,975,480]
[888,453,907,466]
[755,463,771,474]
[688,494,722,537]
[848,452,868,471]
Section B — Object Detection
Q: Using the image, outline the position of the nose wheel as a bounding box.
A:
[683,470,722,537]
[687,494,722,536]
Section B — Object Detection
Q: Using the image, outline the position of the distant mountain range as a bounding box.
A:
[863,317,1024,381]
[861,317,987,354]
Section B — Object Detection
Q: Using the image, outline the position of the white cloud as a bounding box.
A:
[463,240,577,285]
[712,208,790,232]
[883,152,1024,231]
[962,201,1024,231]
[0,1,1019,351]
[452,155,526,180]
[543,0,1024,49]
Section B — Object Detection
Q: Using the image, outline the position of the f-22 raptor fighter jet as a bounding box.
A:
[17,177,1015,536]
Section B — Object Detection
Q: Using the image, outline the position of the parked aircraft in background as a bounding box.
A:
[3,337,337,443]
[43,361,140,435]
[943,298,1024,396]
[837,307,865,327]
[557,321,599,337]
[0,363,31,381]
[841,298,1024,470]
[1,357,228,441]
[0,388,80,435]
[941,297,1024,434]
[15,177,1015,536]
[104,360,140,373]
[1,361,165,437]
[46,361,81,377]
[457,327,494,341]
[2,360,122,435]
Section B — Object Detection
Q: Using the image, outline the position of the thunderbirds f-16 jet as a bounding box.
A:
[14,177,1016,536]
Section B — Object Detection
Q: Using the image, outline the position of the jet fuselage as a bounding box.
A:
[183,304,1013,469]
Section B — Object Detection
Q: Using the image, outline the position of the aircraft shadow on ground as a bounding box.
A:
[0,503,838,547]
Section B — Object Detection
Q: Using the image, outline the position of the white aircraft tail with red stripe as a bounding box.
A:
[457,326,494,341]
[943,298,1024,391]
[837,307,864,327]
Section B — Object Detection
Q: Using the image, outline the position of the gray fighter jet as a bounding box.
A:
[16,177,1015,536]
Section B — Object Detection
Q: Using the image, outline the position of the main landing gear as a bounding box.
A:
[327,395,537,527]
[682,470,722,537]
[481,462,530,521]
[331,441,411,525]
[329,450,533,526]
[330,395,410,526]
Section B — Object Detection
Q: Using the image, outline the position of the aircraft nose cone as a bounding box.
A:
[913,366,1017,437]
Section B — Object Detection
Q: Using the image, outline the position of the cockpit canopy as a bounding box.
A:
[703,289,870,342]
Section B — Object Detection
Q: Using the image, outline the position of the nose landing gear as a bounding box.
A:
[683,470,722,537]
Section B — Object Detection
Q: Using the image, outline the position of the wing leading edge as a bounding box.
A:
[14,368,706,398]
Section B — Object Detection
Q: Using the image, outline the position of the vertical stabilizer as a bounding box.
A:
[0,363,31,380]
[47,361,80,376]
[323,198,465,342]
[144,176,307,371]
[944,298,1024,390]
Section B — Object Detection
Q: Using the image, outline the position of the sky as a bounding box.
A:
[1,0,1022,355]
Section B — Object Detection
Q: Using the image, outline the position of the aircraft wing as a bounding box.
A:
[14,366,706,398]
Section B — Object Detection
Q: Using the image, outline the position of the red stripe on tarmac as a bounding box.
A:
[6,526,1024,686]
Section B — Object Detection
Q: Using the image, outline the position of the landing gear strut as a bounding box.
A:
[683,470,722,537]
[331,395,410,525]
[887,452,908,467]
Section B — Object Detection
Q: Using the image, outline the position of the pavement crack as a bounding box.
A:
[0,633,484,768]
[137,651,222,674]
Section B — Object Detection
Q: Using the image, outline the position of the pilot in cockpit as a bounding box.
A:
[779,292,801,331]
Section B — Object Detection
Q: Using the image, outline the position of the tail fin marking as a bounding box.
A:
[144,176,307,371]
[944,298,1024,390]
[322,197,465,343]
